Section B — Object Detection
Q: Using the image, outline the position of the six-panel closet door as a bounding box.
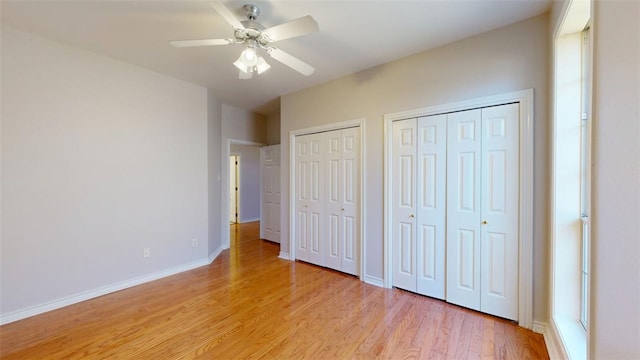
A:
[391,115,447,299]
[295,127,360,276]
[446,103,519,320]
[295,133,325,264]
[325,128,360,275]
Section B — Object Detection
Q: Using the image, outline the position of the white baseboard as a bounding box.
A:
[544,320,568,360]
[532,320,546,334]
[0,258,210,325]
[208,244,224,263]
[362,275,385,288]
[278,252,290,260]
[239,218,260,223]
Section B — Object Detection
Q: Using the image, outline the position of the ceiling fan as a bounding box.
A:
[170,2,319,79]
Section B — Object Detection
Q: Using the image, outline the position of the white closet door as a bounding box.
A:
[340,127,360,275]
[261,144,281,243]
[480,103,519,320]
[325,131,342,271]
[392,119,418,292]
[416,115,447,299]
[446,109,482,311]
[296,134,325,263]
[324,128,360,275]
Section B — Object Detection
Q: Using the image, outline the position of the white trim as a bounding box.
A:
[0,258,210,325]
[363,275,385,288]
[208,244,224,263]
[221,139,265,249]
[288,118,366,280]
[532,321,547,334]
[260,146,266,239]
[383,89,534,329]
[545,319,570,360]
[239,218,260,223]
[550,3,592,360]
[278,251,290,260]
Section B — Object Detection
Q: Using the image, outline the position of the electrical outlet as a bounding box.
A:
[192,238,198,248]
[143,248,150,258]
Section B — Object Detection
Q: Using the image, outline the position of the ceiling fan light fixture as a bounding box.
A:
[234,48,270,78]
[256,56,271,74]
[233,57,251,73]
[241,47,257,63]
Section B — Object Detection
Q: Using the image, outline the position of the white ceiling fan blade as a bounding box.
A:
[263,15,319,42]
[211,2,245,30]
[268,48,315,76]
[169,39,233,47]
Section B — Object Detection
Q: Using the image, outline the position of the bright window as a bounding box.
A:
[579,27,591,330]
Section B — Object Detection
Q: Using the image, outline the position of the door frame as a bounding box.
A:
[383,89,534,329]
[289,118,366,279]
[222,139,264,249]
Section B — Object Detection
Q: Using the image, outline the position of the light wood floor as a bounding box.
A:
[0,221,548,359]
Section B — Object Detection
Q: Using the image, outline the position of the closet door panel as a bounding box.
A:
[416,114,447,299]
[392,119,417,292]
[446,109,482,311]
[325,131,342,271]
[296,138,311,262]
[340,127,360,275]
[480,103,519,320]
[307,134,325,265]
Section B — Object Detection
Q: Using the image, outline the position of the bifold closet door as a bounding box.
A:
[479,103,519,320]
[416,115,447,299]
[295,127,361,275]
[446,104,519,320]
[392,118,417,291]
[261,144,281,243]
[446,109,483,311]
[392,115,446,299]
[326,128,360,275]
[295,133,324,264]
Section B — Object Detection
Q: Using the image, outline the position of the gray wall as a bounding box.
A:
[590,1,640,357]
[280,14,550,322]
[1,27,211,317]
[207,90,223,260]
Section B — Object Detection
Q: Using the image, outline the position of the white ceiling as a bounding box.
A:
[1,0,551,115]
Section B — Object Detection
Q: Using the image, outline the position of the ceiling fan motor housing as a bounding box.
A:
[243,4,260,21]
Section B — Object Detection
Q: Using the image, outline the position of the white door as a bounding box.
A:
[392,119,418,291]
[325,130,342,271]
[416,114,447,299]
[446,109,482,311]
[480,103,519,320]
[339,127,360,275]
[261,144,281,243]
[296,133,324,265]
[325,128,360,275]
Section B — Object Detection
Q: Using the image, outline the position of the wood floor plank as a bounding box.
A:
[0,222,548,359]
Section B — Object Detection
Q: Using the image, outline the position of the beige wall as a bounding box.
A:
[266,110,281,145]
[590,1,640,357]
[281,14,550,322]
[222,104,267,144]
[1,27,210,318]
